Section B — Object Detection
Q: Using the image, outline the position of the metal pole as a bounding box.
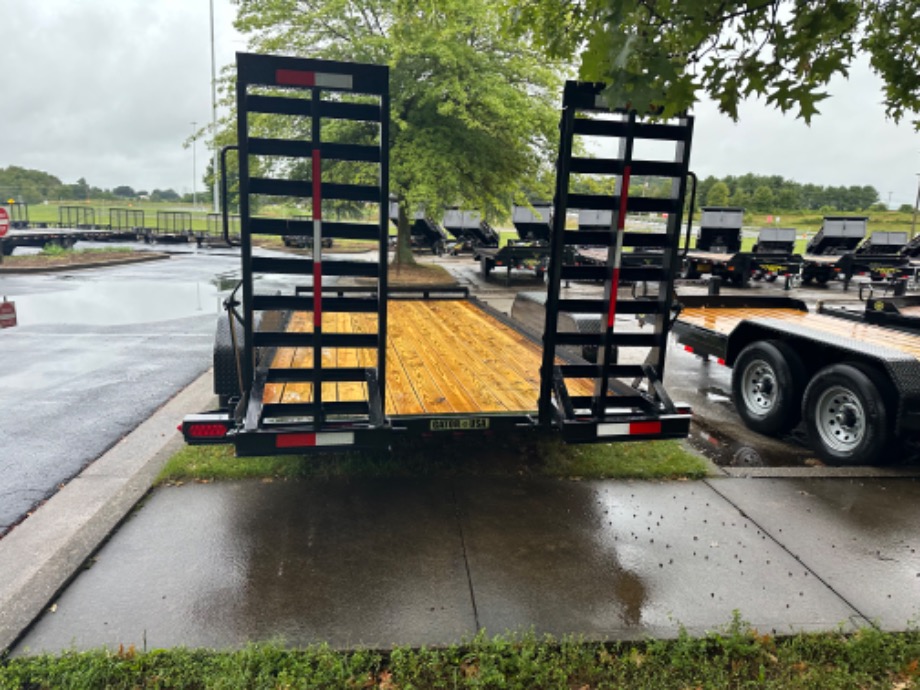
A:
[191,121,198,209]
[912,173,920,240]
[210,0,220,213]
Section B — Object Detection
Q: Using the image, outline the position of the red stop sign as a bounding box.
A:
[0,301,16,329]
[0,207,9,238]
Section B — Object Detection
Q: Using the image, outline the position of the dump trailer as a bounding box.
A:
[748,227,803,282]
[847,231,911,282]
[673,293,920,465]
[681,207,799,286]
[181,56,694,454]
[473,203,553,281]
[800,216,866,286]
[388,201,448,254]
[442,208,499,255]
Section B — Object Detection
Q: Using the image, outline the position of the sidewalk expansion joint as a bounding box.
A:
[702,478,874,629]
[451,482,481,633]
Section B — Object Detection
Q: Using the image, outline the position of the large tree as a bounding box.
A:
[506,0,919,129]
[234,0,566,264]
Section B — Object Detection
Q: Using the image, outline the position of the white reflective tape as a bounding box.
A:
[315,72,353,90]
[316,432,354,446]
[597,423,630,437]
[314,219,322,258]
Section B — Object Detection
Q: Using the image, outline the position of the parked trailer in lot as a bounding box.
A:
[673,294,920,465]
[848,231,911,282]
[182,54,695,455]
[442,208,499,255]
[474,202,553,281]
[800,216,866,286]
[388,201,449,254]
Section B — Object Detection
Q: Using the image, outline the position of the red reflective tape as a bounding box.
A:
[277,433,317,448]
[616,165,631,230]
[607,267,621,327]
[312,150,322,220]
[276,69,315,87]
[717,358,726,366]
[684,345,694,353]
[630,421,661,435]
[313,261,323,327]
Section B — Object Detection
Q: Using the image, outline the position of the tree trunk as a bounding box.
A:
[392,202,416,268]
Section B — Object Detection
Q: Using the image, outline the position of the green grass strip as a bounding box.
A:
[157,434,709,485]
[5,617,920,689]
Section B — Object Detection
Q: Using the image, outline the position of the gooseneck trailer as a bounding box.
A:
[182,54,695,455]
[673,294,920,465]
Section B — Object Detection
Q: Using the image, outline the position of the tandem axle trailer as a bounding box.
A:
[673,294,920,465]
[182,54,696,456]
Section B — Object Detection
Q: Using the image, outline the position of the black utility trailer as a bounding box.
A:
[108,208,146,241]
[800,216,866,287]
[473,202,553,282]
[182,55,694,455]
[674,293,920,465]
[198,213,242,248]
[144,211,192,243]
[441,208,499,255]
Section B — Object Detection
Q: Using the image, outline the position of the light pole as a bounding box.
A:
[191,121,198,210]
[210,0,219,214]
[912,173,920,240]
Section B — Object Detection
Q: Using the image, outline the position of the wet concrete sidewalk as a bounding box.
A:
[14,475,920,653]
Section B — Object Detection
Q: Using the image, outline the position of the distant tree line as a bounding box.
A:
[697,174,881,213]
[0,166,183,205]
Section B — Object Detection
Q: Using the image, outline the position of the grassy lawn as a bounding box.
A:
[157,433,709,485]
[0,246,151,270]
[4,619,920,688]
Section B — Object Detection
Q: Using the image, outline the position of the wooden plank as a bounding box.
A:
[423,301,541,411]
[393,301,505,413]
[679,307,920,359]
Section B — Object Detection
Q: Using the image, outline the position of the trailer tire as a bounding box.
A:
[802,363,891,466]
[213,311,244,407]
[732,340,806,435]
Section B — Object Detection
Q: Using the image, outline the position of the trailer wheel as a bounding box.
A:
[765,274,778,283]
[802,364,890,466]
[732,341,806,435]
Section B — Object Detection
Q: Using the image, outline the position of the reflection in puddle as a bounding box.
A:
[7,280,224,326]
[688,422,813,468]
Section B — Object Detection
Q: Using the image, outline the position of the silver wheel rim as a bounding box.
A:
[740,358,777,415]
[814,385,865,452]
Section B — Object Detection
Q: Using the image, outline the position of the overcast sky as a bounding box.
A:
[4,1,919,208]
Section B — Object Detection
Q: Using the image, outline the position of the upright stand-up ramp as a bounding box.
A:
[539,82,693,442]
[234,53,390,453]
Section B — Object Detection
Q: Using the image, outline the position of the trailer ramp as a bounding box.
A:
[540,82,693,443]
[234,53,390,453]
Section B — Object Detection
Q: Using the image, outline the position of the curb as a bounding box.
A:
[0,252,170,274]
[0,371,215,652]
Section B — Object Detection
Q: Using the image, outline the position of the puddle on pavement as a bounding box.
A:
[6,280,225,327]
[687,421,816,468]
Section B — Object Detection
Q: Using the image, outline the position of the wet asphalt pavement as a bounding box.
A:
[16,475,920,653]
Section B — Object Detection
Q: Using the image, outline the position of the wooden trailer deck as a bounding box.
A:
[679,305,920,359]
[262,299,593,417]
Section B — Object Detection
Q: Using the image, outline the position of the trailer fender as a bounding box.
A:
[213,311,243,407]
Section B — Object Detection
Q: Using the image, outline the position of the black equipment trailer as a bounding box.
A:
[144,211,192,243]
[847,231,911,283]
[441,208,499,255]
[181,55,695,455]
[674,293,920,465]
[473,202,553,281]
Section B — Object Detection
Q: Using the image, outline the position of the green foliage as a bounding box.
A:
[233,0,565,259]
[5,623,920,688]
[705,181,729,206]
[508,0,920,130]
[695,172,878,212]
